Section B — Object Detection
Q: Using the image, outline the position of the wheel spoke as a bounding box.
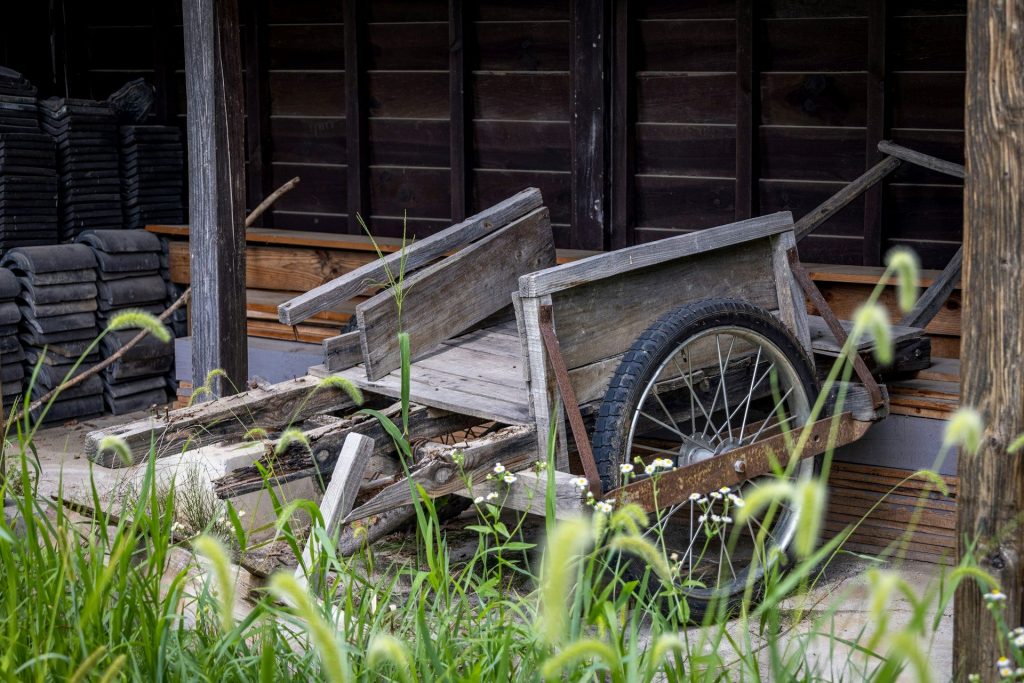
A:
[632,442,686,458]
[637,410,708,449]
[746,387,795,444]
[738,346,764,442]
[672,356,713,431]
[708,360,775,445]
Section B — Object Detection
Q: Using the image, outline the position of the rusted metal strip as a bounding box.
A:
[610,412,870,512]
[787,248,885,409]
[537,304,603,495]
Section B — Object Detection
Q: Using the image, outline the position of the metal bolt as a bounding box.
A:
[734,459,746,474]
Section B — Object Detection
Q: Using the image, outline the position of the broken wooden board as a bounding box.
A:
[85,375,363,467]
[453,469,587,520]
[356,206,555,381]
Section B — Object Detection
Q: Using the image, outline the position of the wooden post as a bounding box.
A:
[448,0,471,223]
[609,0,634,250]
[861,0,887,266]
[570,0,607,251]
[344,0,369,234]
[183,0,248,397]
[734,0,757,220]
[954,0,1024,678]
[243,0,273,225]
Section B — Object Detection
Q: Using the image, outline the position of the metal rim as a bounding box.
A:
[620,325,813,600]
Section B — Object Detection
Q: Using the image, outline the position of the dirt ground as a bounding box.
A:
[19,412,954,681]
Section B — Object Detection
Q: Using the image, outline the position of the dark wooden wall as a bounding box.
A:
[0,0,965,268]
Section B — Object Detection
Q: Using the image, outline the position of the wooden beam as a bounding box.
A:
[793,157,900,243]
[278,188,542,324]
[344,0,368,234]
[862,0,888,267]
[609,0,634,250]
[323,330,363,371]
[243,0,273,225]
[570,0,607,251]
[454,469,587,519]
[183,0,248,397]
[448,0,471,222]
[878,140,965,179]
[954,0,1024,672]
[900,246,963,329]
[152,0,179,123]
[734,0,757,220]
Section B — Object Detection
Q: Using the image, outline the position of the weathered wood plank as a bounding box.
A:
[878,140,965,179]
[183,0,247,396]
[807,315,923,355]
[344,0,368,234]
[551,238,780,370]
[279,188,543,325]
[519,212,793,297]
[771,230,811,354]
[793,157,900,243]
[85,376,361,467]
[520,294,566,470]
[345,424,537,522]
[453,469,586,519]
[357,206,555,380]
[449,0,470,221]
[609,0,634,250]
[323,331,363,371]
[569,0,606,251]
[900,246,963,329]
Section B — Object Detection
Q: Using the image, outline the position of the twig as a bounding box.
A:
[6,177,302,426]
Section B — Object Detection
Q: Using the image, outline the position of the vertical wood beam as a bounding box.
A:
[609,0,634,250]
[183,0,248,397]
[152,1,179,123]
[735,0,757,220]
[344,0,369,234]
[449,0,471,222]
[862,0,887,266]
[570,0,607,251]
[243,0,273,224]
[954,1,1024,677]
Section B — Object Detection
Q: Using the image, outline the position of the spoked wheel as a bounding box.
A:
[593,299,819,617]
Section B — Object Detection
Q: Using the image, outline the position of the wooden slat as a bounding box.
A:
[454,469,586,519]
[358,207,555,380]
[900,245,963,329]
[323,331,362,371]
[519,212,793,297]
[344,0,367,234]
[449,0,470,222]
[793,157,900,242]
[807,314,924,355]
[278,188,542,324]
[609,0,633,250]
[862,0,888,267]
[569,0,606,251]
[878,140,966,179]
[734,0,756,220]
[183,0,248,397]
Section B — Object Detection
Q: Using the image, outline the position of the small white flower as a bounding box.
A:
[688,493,701,501]
[644,464,656,475]
[718,486,731,494]
[474,496,485,504]
[389,604,397,612]
[728,494,745,508]
[697,514,707,523]
[710,514,722,523]
[237,510,246,517]
[594,501,613,514]
[486,491,499,501]
[986,589,1008,603]
[669,552,679,561]
[697,497,709,505]
[722,516,733,524]
[503,473,517,484]
[571,476,589,491]
[1014,634,1024,648]
[653,458,674,470]
[492,463,506,474]
[710,491,723,501]
[619,463,634,474]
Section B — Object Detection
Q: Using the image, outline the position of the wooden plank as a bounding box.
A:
[521,294,566,469]
[357,207,555,380]
[520,212,793,297]
[771,231,811,353]
[323,331,362,371]
[734,0,756,220]
[441,328,528,358]
[243,0,272,223]
[449,0,470,222]
[344,0,368,234]
[549,238,780,369]
[862,0,888,266]
[345,424,537,521]
[793,157,900,242]
[878,140,966,180]
[85,376,361,467]
[900,245,963,329]
[184,0,247,397]
[807,314,923,355]
[570,0,606,250]
[454,469,586,519]
[279,188,542,325]
[413,345,526,388]
[917,357,960,383]
[609,0,633,250]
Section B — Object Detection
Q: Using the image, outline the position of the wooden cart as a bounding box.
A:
[85,141,962,604]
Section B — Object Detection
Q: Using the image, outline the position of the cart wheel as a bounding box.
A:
[592,298,819,617]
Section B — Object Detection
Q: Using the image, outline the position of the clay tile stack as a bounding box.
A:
[0,132,59,249]
[1,244,103,422]
[38,98,123,240]
[118,125,184,229]
[0,268,24,409]
[77,229,173,414]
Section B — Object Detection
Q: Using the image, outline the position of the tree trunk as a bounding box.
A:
[954,0,1024,679]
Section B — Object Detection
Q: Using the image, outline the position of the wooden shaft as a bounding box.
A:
[899,245,962,329]
[954,0,1024,675]
[878,140,965,179]
[793,156,900,243]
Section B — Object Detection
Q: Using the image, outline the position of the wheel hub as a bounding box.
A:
[679,436,740,468]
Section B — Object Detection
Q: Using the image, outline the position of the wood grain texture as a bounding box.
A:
[323,331,363,371]
[279,188,542,324]
[454,469,586,519]
[357,206,555,380]
[519,212,793,297]
[793,158,900,242]
[900,246,963,329]
[569,0,606,250]
[85,376,360,467]
[183,0,248,397]
[954,0,1024,674]
[344,0,368,233]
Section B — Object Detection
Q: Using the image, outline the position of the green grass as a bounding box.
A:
[0,252,1011,682]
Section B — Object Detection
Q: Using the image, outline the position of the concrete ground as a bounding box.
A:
[17,414,954,682]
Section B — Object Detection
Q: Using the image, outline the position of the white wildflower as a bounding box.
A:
[697,514,707,523]
[722,516,733,524]
[594,501,613,514]
[644,464,656,475]
[571,476,589,491]
[492,463,506,475]
[718,486,731,494]
[688,492,701,501]
[709,491,723,501]
[620,463,634,474]
[710,514,722,523]
[486,491,499,501]
[503,473,517,484]
[728,493,745,507]
[474,496,485,504]
[985,589,1008,604]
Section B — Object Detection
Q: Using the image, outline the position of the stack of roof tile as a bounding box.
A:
[0,268,24,410]
[118,125,184,229]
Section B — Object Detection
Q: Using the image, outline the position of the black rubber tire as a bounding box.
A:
[592,298,819,616]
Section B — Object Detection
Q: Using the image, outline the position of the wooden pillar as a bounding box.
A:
[954,0,1024,678]
[570,0,607,251]
[152,1,179,123]
[734,0,757,220]
[344,0,369,234]
[448,0,471,222]
[183,0,248,397]
[609,0,634,250]
[861,0,887,266]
